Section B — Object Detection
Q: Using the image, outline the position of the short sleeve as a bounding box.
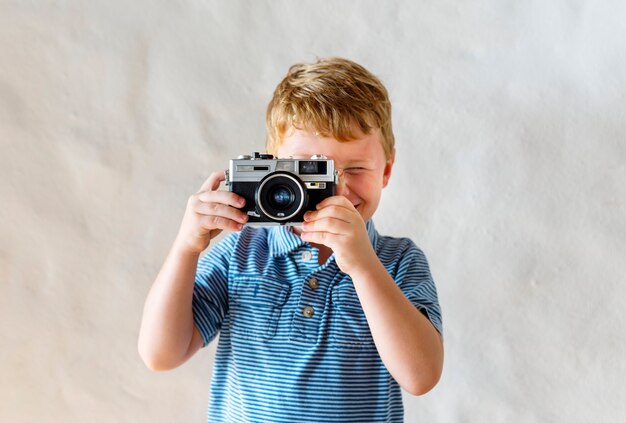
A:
[192,233,239,346]
[393,242,443,336]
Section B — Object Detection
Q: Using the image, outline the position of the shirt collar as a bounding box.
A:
[268,220,379,257]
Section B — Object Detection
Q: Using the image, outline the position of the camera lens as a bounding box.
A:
[269,186,295,210]
[256,172,307,222]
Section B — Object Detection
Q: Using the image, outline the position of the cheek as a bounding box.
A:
[345,175,381,199]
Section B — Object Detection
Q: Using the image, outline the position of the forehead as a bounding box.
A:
[277,128,386,163]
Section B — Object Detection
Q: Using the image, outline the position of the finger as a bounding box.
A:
[199,214,245,232]
[197,190,246,209]
[314,195,354,210]
[302,216,351,235]
[300,230,343,246]
[198,170,227,193]
[304,205,354,224]
[194,202,249,224]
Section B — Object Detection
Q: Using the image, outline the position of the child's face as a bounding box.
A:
[276,127,394,224]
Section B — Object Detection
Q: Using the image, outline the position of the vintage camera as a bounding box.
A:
[225,152,337,226]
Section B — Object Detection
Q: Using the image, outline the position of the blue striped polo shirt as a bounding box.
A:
[192,220,442,423]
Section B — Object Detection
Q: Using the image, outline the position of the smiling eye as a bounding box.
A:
[343,167,368,174]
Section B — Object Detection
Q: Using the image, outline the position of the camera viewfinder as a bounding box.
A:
[299,161,327,175]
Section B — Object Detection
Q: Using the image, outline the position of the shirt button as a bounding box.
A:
[301,251,313,262]
[308,277,319,290]
[302,306,315,318]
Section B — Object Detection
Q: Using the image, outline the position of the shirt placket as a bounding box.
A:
[290,246,329,344]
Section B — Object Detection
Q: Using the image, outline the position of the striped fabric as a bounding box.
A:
[192,220,442,422]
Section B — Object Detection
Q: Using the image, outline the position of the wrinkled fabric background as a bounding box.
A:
[1,1,624,422]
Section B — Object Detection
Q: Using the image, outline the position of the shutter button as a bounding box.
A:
[302,306,315,318]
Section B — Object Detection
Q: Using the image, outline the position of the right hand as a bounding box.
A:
[174,170,248,254]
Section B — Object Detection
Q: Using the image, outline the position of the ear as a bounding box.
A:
[382,148,395,188]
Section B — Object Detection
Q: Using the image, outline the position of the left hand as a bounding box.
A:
[300,196,376,274]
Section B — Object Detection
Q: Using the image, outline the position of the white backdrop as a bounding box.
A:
[2,1,625,422]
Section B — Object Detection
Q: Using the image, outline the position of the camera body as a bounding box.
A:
[225,152,337,226]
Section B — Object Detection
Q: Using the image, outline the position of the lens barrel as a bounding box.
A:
[255,172,307,221]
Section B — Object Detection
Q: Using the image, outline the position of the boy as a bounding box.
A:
[139,57,443,422]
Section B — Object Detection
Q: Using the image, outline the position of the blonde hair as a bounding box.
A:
[266,57,394,160]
